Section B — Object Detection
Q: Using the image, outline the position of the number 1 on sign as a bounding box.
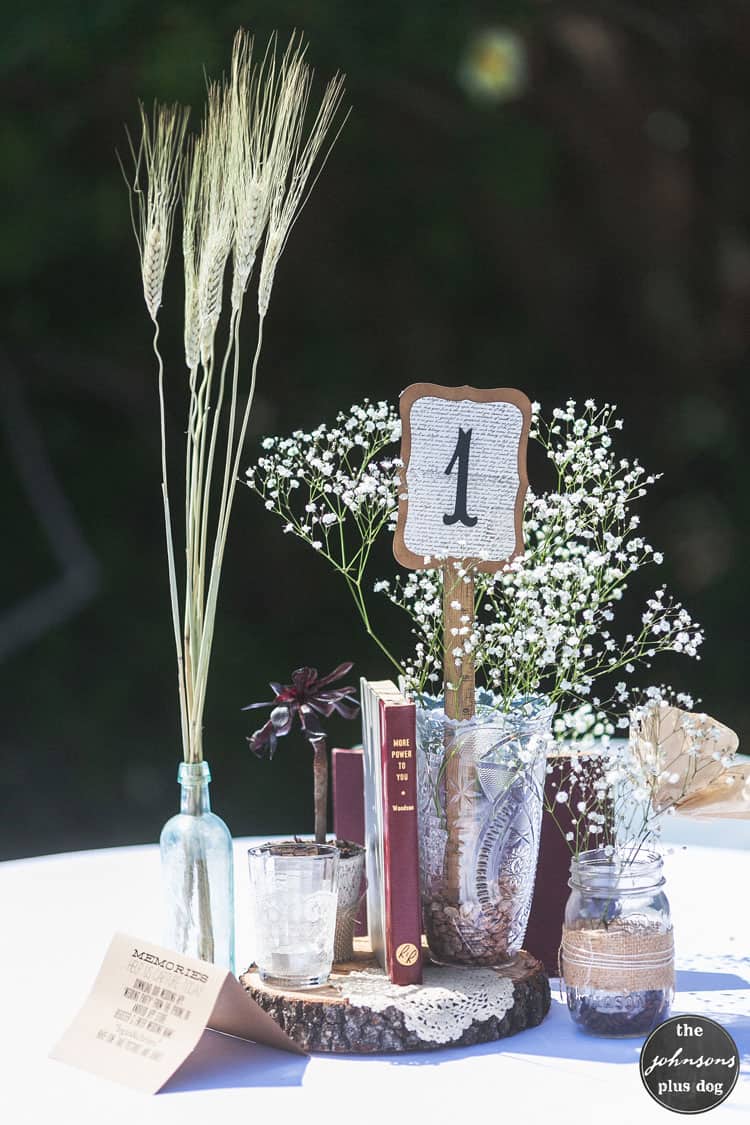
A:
[443,427,477,528]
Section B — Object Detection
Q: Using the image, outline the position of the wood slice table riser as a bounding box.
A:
[240,943,550,1053]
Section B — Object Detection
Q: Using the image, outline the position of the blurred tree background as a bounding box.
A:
[2,1,749,859]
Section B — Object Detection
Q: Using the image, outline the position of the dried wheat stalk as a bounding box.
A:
[122,30,347,767]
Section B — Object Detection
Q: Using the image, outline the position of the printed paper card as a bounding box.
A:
[50,932,305,1093]
[393,383,531,572]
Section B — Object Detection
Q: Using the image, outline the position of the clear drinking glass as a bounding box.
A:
[248,842,340,988]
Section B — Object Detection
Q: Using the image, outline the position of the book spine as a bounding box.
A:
[332,747,367,936]
[379,699,423,985]
[360,679,385,967]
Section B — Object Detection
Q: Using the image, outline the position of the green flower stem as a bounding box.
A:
[342,571,404,676]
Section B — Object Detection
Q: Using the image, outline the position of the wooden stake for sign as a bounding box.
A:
[393,384,532,923]
[442,562,476,722]
[443,560,476,903]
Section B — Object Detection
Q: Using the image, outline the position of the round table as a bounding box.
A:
[2,836,747,1125]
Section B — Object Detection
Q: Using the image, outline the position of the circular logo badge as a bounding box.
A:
[640,1015,740,1114]
[395,943,419,967]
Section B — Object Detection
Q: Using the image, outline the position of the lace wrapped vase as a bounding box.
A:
[416,694,554,966]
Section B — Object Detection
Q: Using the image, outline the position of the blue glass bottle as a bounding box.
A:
[159,761,235,972]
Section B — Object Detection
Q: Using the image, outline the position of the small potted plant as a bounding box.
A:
[244,663,366,961]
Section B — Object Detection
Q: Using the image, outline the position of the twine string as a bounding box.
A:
[560,927,674,992]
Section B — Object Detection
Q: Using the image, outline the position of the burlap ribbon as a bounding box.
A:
[561,925,674,992]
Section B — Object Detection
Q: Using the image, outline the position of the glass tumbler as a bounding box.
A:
[248,842,340,988]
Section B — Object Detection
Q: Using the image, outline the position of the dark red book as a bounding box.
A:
[361,680,423,985]
[332,746,367,937]
[379,694,422,985]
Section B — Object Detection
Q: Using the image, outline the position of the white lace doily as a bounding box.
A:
[335,965,515,1044]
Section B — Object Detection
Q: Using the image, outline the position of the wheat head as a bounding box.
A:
[257,53,347,317]
[196,82,234,364]
[124,101,189,323]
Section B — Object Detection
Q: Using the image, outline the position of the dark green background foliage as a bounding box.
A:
[2,2,749,858]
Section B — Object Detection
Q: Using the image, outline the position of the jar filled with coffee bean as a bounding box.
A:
[561,848,674,1037]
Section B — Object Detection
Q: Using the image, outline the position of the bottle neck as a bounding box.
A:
[178,761,212,815]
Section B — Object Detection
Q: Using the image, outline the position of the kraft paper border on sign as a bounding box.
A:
[49,932,305,1094]
[393,383,532,573]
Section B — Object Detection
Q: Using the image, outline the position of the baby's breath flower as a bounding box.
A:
[248,397,704,721]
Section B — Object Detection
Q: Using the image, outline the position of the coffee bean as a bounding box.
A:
[423,873,524,965]
[567,989,671,1037]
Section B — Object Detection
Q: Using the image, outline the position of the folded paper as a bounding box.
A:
[631,704,749,820]
[50,932,305,1094]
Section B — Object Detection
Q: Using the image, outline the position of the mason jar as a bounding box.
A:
[561,848,674,1037]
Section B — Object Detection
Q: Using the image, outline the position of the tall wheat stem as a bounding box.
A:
[152,321,190,759]
[193,317,264,726]
[197,309,241,624]
[214,301,245,550]
[189,358,214,613]
[184,359,215,757]
[184,363,200,718]
[222,315,264,545]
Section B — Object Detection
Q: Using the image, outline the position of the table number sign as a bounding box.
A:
[394,383,531,720]
[393,383,530,573]
[50,932,304,1093]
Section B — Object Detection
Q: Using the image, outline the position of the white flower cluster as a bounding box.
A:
[247,397,704,727]
[246,400,403,667]
[384,401,703,709]
[247,399,400,547]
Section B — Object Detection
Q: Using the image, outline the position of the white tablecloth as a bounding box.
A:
[1,837,747,1124]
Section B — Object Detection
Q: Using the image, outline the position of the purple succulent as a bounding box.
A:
[243,663,359,758]
[243,663,360,844]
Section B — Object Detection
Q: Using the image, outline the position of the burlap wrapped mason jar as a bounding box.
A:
[561,848,674,1037]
